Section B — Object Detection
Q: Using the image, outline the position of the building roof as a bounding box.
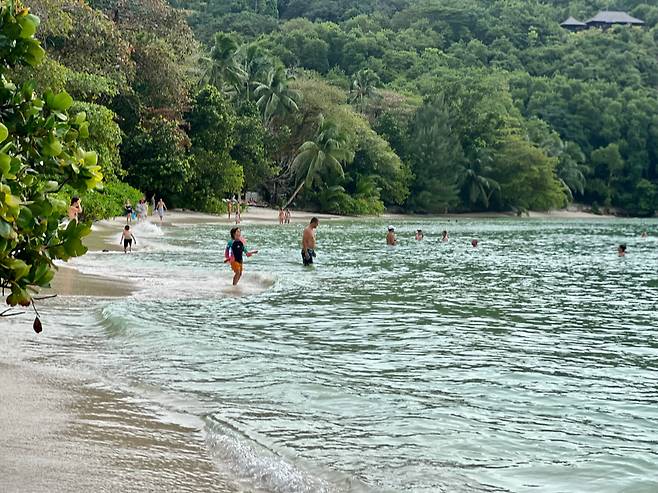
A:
[586,11,645,25]
[561,16,587,27]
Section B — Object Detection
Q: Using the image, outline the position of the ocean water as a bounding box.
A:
[8,218,658,492]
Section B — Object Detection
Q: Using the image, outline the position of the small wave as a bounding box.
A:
[204,416,368,493]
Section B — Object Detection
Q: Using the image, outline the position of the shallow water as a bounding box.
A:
[9,218,658,492]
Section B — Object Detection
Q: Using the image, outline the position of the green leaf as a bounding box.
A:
[17,206,34,231]
[0,153,10,176]
[9,259,30,280]
[18,14,39,39]
[78,122,89,139]
[0,123,8,143]
[43,137,63,157]
[49,92,73,112]
[0,220,12,239]
[25,41,45,66]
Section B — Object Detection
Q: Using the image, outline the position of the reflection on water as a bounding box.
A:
[15,219,658,492]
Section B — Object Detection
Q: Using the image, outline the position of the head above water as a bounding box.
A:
[618,244,626,253]
[471,239,479,247]
[310,217,319,227]
[230,227,241,240]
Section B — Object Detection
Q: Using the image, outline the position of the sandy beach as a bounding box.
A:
[1,205,620,492]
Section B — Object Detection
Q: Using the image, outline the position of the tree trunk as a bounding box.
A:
[284,181,305,209]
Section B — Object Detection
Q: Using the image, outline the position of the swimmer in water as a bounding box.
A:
[120,225,136,253]
[471,239,479,248]
[441,230,449,242]
[415,229,424,241]
[302,217,319,266]
[618,244,626,257]
[641,231,648,238]
[386,225,397,246]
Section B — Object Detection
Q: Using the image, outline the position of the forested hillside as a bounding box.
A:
[22,0,658,215]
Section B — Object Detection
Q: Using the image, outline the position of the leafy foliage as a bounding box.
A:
[0,1,103,308]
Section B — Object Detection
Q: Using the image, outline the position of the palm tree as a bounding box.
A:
[204,33,245,94]
[239,43,272,101]
[350,69,380,113]
[284,115,354,208]
[461,149,499,208]
[557,141,587,200]
[254,66,301,126]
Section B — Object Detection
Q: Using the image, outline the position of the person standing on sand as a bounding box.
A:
[120,225,136,253]
[285,208,291,224]
[302,217,319,266]
[278,207,285,225]
[68,196,82,222]
[386,225,397,246]
[156,198,167,224]
[235,202,241,224]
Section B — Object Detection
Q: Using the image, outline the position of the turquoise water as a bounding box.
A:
[13,218,658,492]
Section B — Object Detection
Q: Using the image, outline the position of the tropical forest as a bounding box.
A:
[10,0,658,219]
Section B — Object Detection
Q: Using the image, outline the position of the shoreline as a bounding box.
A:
[0,358,234,492]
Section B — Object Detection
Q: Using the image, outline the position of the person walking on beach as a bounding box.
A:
[285,208,291,224]
[387,225,397,246]
[278,207,285,225]
[302,217,319,266]
[68,196,82,222]
[226,227,257,286]
[227,199,232,220]
[156,198,167,224]
[120,225,136,253]
[235,202,241,224]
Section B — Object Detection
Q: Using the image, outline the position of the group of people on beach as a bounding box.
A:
[386,225,478,248]
[278,208,292,224]
[124,197,167,225]
[118,196,167,253]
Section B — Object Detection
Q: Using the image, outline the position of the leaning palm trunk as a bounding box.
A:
[284,180,305,209]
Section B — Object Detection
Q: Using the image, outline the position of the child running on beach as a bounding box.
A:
[120,225,136,253]
[224,227,257,286]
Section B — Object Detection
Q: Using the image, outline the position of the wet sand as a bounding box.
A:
[0,359,233,492]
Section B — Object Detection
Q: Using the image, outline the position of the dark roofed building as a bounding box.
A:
[560,16,587,31]
[585,11,645,28]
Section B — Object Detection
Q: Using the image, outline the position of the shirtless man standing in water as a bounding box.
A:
[302,217,319,266]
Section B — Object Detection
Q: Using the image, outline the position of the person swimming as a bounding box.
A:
[471,239,479,248]
[386,225,397,246]
[415,229,424,241]
[441,230,449,242]
[618,244,627,257]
